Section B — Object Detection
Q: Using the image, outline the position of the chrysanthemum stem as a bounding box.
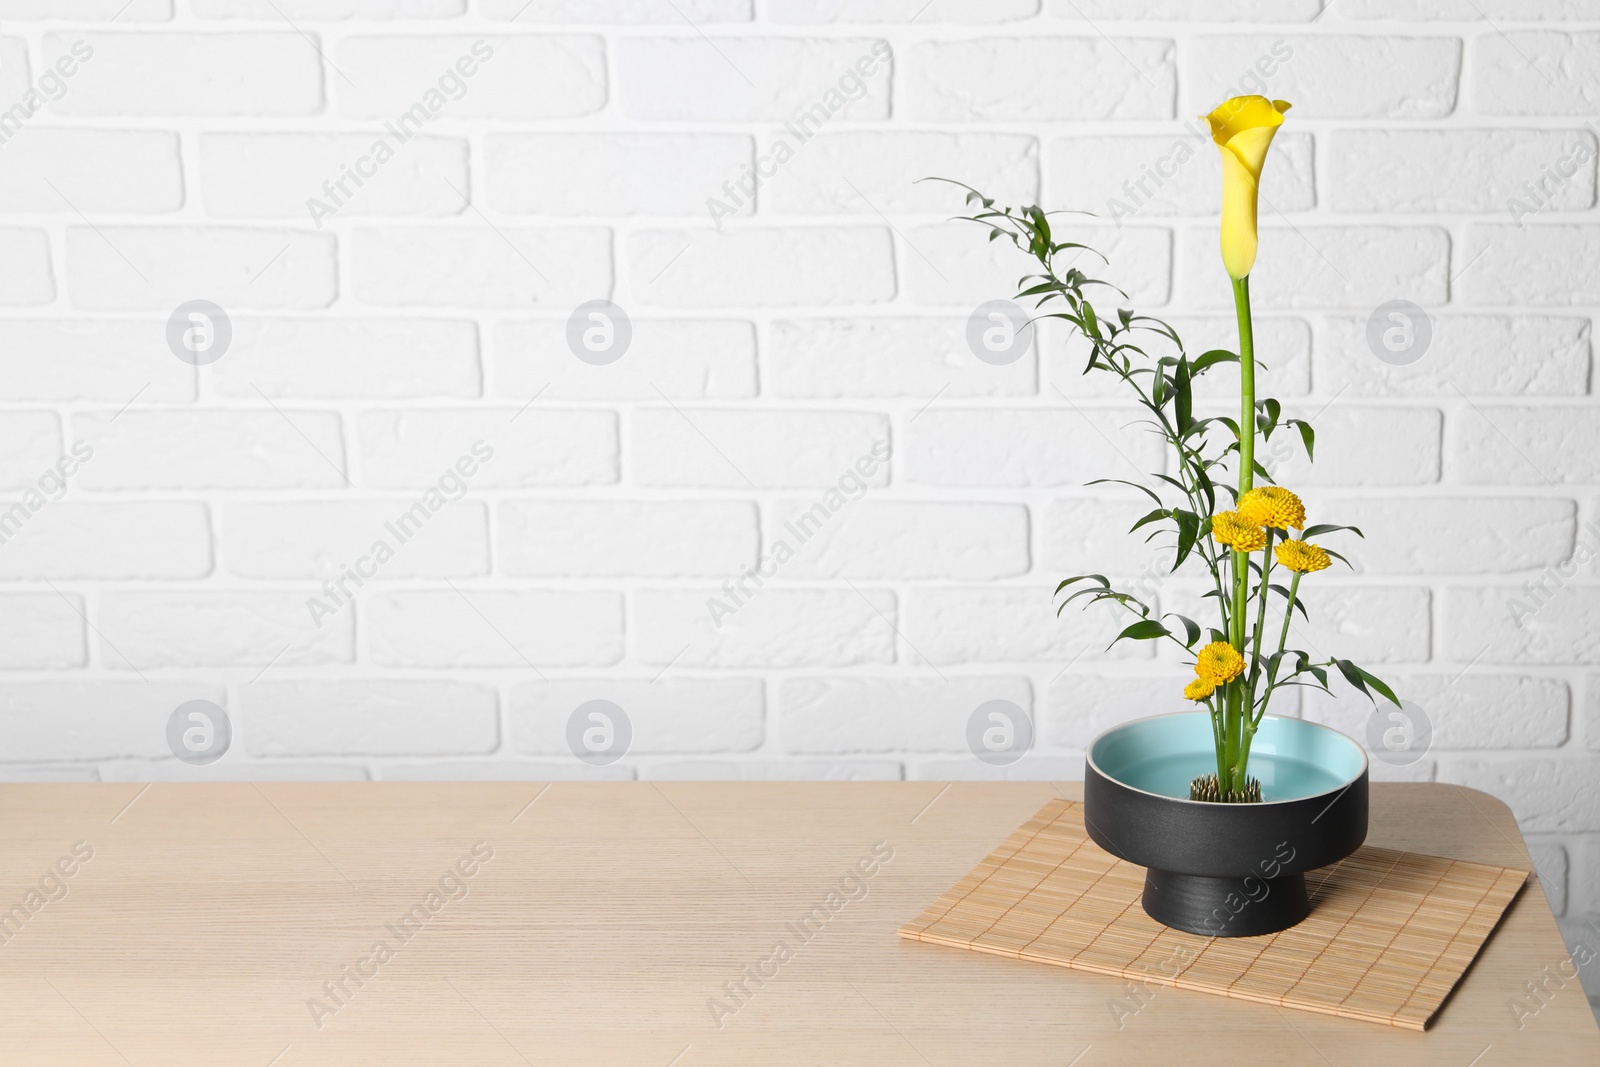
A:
[1236,719,1258,795]
[1247,528,1276,692]
[1211,706,1227,785]
[1275,571,1301,660]
[1249,570,1305,730]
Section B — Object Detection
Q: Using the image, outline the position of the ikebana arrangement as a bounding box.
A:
[941,96,1400,935]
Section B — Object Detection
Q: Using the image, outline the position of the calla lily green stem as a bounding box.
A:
[1226,274,1257,795]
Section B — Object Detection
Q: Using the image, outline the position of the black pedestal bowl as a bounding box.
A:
[1083,712,1368,937]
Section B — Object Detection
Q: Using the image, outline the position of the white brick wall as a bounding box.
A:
[2,2,1599,1008]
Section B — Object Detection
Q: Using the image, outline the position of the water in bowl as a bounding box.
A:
[1115,749,1351,802]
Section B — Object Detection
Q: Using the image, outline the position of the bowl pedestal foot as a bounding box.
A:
[1141,869,1309,937]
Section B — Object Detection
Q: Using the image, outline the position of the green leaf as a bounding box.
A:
[1322,547,1354,569]
[1301,523,1364,538]
[1174,356,1193,432]
[1266,648,1306,686]
[1134,317,1183,348]
[1292,418,1315,461]
[1152,473,1189,495]
[1055,574,1108,595]
[1129,507,1170,534]
[1269,583,1309,620]
[1026,205,1052,250]
[1086,478,1163,506]
[1166,614,1201,648]
[1191,349,1239,375]
[1334,659,1370,697]
[1113,620,1169,644]
[1356,666,1401,707]
[1173,509,1200,569]
[1100,591,1151,615]
[1193,470,1217,515]
[1053,244,1109,267]
[1081,300,1102,340]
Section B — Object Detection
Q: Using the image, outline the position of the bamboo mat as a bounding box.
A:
[899,798,1528,1030]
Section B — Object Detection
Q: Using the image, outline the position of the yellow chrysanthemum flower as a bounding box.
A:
[1194,641,1245,685]
[1237,485,1305,531]
[1183,677,1216,701]
[1211,510,1267,553]
[1275,539,1331,574]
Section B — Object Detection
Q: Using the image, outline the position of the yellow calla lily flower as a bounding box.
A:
[1204,95,1291,280]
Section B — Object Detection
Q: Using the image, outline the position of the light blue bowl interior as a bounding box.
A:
[1090,713,1366,802]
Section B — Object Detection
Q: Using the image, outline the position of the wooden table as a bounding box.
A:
[0,781,1594,1065]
